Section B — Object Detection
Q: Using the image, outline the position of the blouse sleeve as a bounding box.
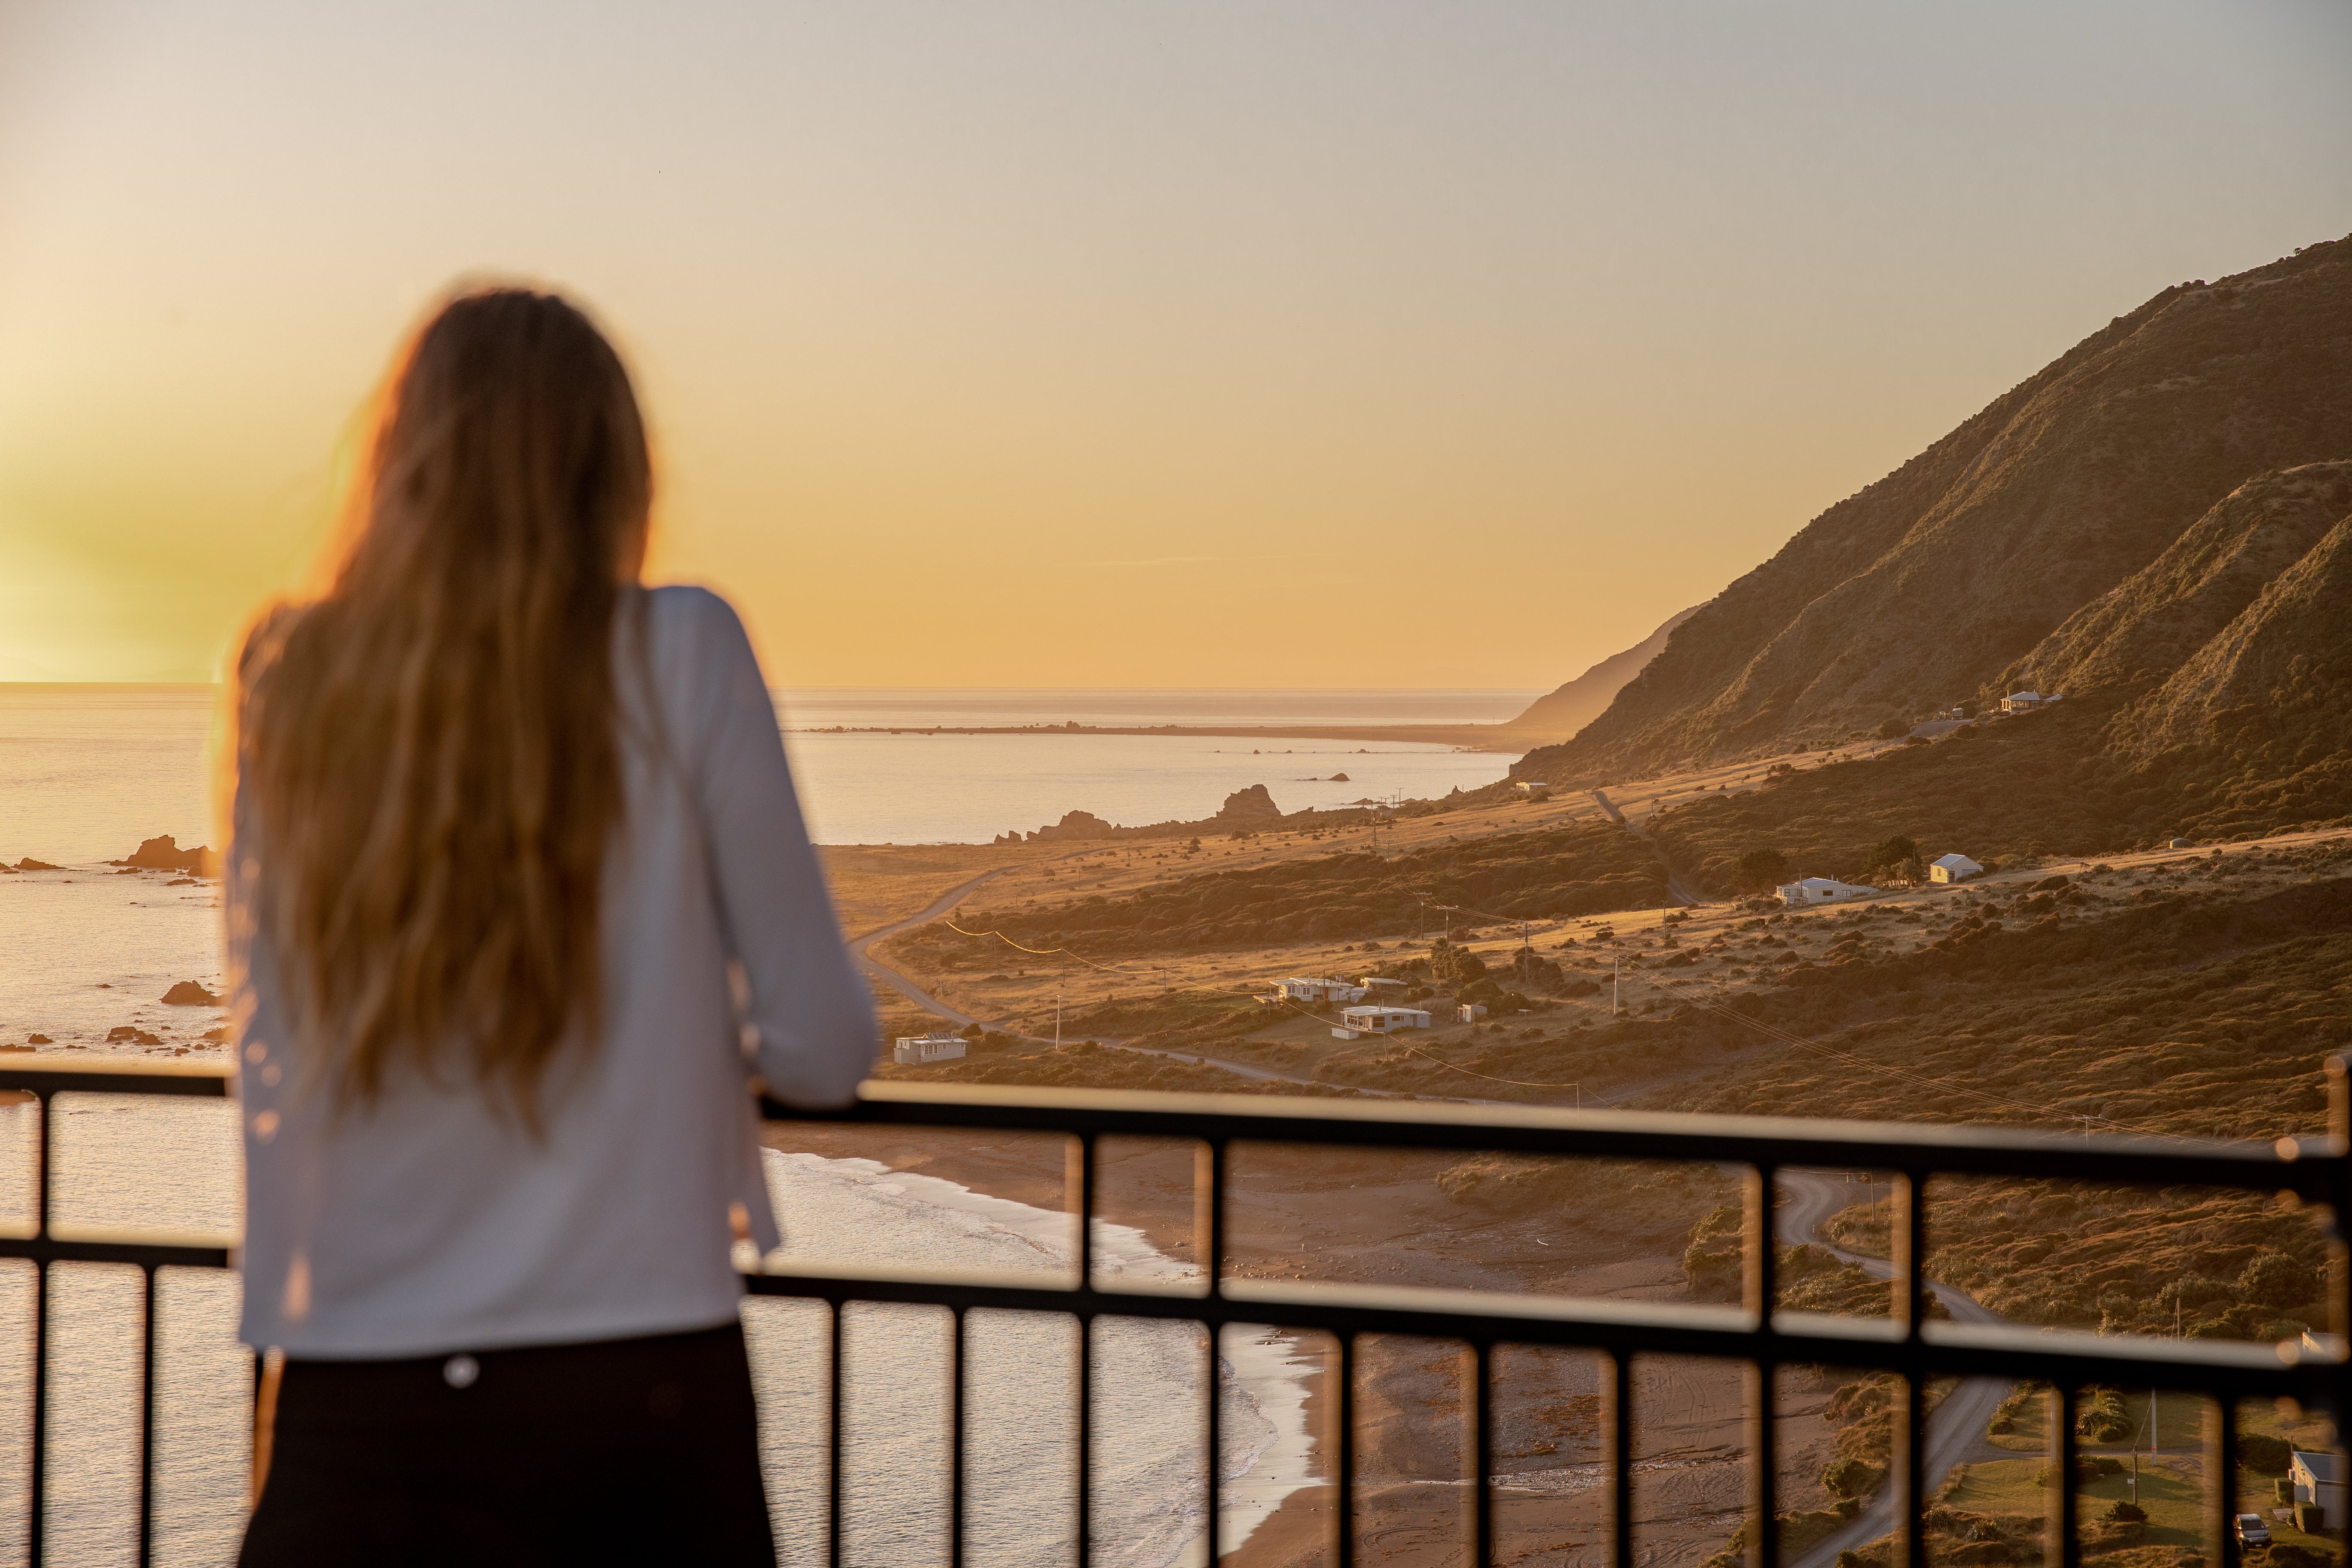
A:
[683,591,876,1108]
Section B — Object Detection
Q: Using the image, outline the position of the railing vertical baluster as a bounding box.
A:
[1745,1164,1777,1568]
[2208,1396,2239,1568]
[1076,1313,1092,1568]
[29,1090,53,1565]
[1074,1134,1095,1568]
[949,1307,965,1568]
[1198,1139,1226,1565]
[829,1301,845,1568]
[138,1264,157,1568]
[1336,1332,1355,1568]
[1896,1171,1927,1568]
[1607,1351,1634,1568]
[1473,1340,1493,1567]
[2051,1385,2079,1568]
[1748,1360,1777,1568]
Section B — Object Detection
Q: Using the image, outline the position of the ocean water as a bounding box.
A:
[0,685,1525,863]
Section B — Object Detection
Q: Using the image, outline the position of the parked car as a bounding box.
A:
[2236,1513,2272,1548]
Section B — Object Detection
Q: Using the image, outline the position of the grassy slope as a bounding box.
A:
[894,817,1670,961]
[1649,696,2352,893]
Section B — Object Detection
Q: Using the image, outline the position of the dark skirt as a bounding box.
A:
[239,1321,775,1567]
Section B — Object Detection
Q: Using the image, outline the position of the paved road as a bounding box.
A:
[1778,1171,2015,1568]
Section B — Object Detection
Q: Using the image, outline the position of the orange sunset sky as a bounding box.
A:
[2,2,2348,689]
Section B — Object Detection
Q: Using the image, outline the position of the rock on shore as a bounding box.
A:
[115,836,221,877]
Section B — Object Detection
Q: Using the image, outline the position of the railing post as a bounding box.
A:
[1744,1165,1777,1568]
[1071,1134,1096,1564]
[1606,1351,1635,1568]
[29,1090,53,1563]
[1198,1139,1226,1564]
[1748,1360,1777,1568]
[2050,1385,2079,1568]
[139,1264,158,1568]
[1473,1340,1494,1567]
[1896,1172,1928,1568]
[2207,1396,2239,1568]
[948,1306,965,1568]
[1336,1332,1355,1568]
[828,1301,844,1568]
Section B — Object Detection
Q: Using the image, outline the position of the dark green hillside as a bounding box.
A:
[904,818,1670,961]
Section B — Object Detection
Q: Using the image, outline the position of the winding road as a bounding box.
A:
[1779,1171,2015,1568]
[848,869,1010,1029]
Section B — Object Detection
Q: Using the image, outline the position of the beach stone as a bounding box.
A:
[26,1035,50,1046]
[162,981,222,1006]
[106,1026,164,1046]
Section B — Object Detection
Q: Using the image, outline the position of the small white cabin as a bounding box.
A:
[893,1032,969,1066]
[2291,1451,2345,1525]
[1357,976,1410,992]
[1330,1005,1433,1040]
[1928,854,1983,885]
[1279,977,1369,1005]
[1458,1003,1488,1023]
[2001,691,2050,713]
[1776,877,1878,906]
[1514,781,1552,802]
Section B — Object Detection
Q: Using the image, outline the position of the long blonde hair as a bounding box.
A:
[236,286,651,1120]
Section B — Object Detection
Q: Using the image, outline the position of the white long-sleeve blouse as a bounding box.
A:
[232,585,874,1358]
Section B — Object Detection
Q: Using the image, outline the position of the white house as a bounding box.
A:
[1458,1003,1488,1023]
[1331,1005,1433,1040]
[2291,1452,2344,1526]
[2001,690,2054,713]
[1927,853,1983,885]
[1776,877,1878,906]
[1357,976,1411,992]
[1514,781,1553,802]
[893,1032,969,1066]
[1279,977,1369,1005]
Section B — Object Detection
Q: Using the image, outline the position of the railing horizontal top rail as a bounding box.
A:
[773,1080,2343,1194]
[0,1054,234,1097]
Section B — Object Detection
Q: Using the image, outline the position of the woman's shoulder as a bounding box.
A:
[640,584,753,658]
[634,584,766,711]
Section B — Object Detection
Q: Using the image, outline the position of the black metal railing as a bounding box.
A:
[2,1054,2346,1568]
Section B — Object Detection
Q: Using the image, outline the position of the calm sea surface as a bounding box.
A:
[0,683,1506,1564]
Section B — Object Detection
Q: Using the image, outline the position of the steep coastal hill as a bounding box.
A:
[1502,605,1701,743]
[1516,234,2352,785]
[2011,462,2352,697]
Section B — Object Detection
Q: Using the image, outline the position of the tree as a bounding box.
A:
[1735,848,1789,891]
[1876,717,1910,740]
[2239,1250,2319,1310]
[1864,835,1918,872]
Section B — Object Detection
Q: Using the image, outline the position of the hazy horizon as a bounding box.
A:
[6,2,2349,689]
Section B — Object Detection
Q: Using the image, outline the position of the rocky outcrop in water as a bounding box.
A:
[161,981,222,1006]
[117,836,221,876]
[1215,785,1281,820]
